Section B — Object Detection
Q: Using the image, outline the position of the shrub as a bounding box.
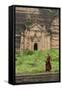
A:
[23,49,34,55]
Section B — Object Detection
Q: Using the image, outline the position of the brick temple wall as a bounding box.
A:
[15,7,59,52]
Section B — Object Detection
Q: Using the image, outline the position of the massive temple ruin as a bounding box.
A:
[15,7,59,52]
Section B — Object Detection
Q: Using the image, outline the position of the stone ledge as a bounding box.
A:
[16,72,60,83]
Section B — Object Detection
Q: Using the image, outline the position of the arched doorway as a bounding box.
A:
[34,43,38,50]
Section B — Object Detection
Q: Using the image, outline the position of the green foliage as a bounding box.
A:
[16,49,59,74]
[23,49,34,55]
[25,19,32,27]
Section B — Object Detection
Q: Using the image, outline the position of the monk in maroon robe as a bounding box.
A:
[45,54,52,72]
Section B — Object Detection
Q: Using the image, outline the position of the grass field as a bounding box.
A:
[16,49,59,74]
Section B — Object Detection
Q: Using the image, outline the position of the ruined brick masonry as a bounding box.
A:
[15,7,59,52]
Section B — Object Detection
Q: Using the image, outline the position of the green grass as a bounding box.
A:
[16,49,59,74]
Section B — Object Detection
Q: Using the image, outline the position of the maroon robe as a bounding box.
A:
[46,55,52,71]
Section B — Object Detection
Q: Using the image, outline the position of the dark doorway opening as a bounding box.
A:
[34,43,38,50]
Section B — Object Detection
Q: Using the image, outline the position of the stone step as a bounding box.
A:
[16,72,60,84]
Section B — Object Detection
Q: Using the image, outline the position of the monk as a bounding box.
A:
[45,54,52,72]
